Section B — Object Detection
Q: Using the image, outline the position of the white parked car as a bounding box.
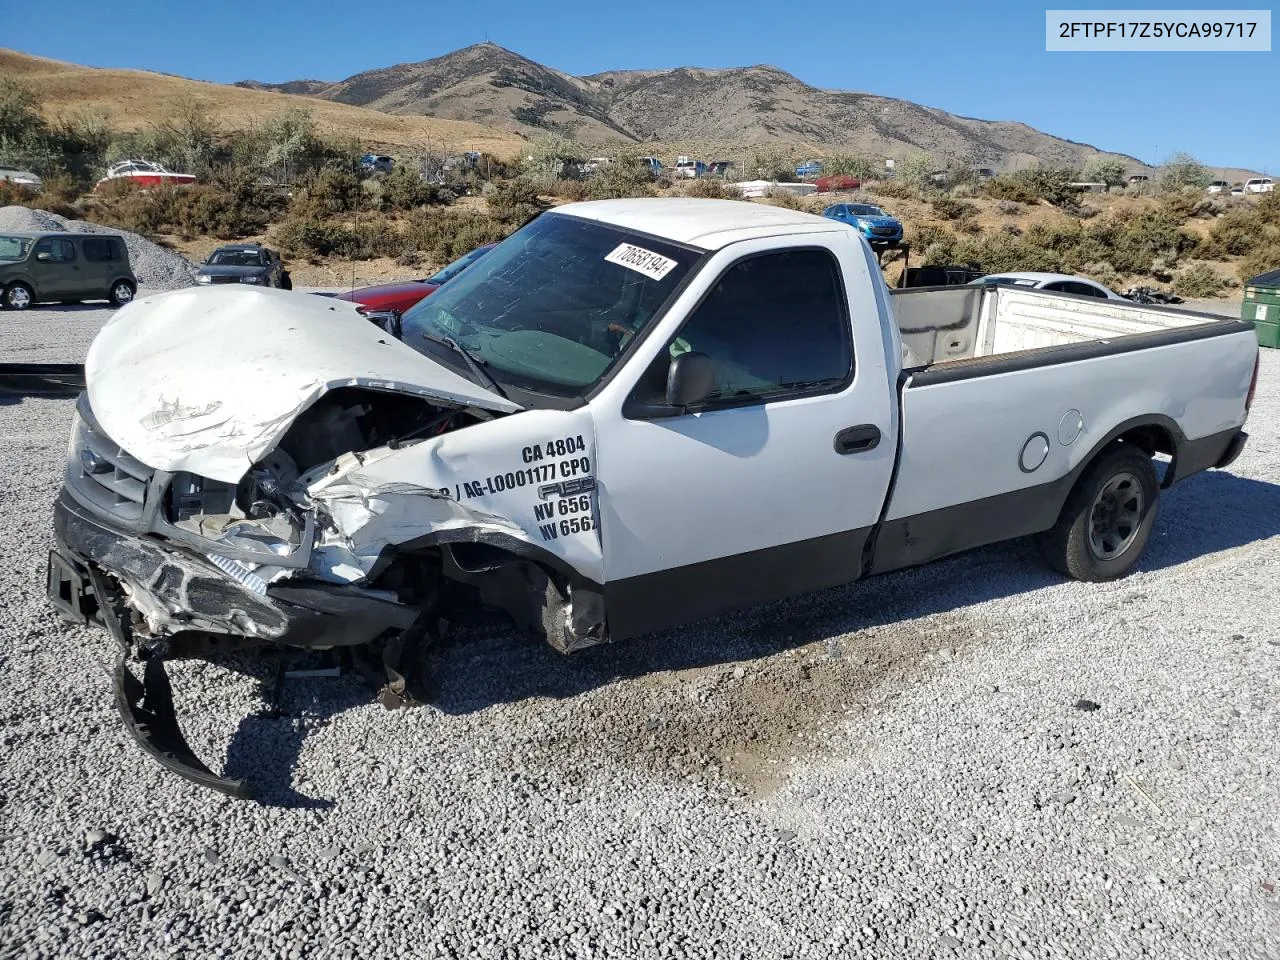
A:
[1245,177,1274,194]
[1206,180,1231,194]
[0,168,42,192]
[969,272,1126,300]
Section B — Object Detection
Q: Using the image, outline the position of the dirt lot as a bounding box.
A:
[1,300,1278,959]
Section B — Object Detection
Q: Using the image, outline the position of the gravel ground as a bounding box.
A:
[1,302,1278,959]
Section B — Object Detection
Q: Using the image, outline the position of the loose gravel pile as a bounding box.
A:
[0,205,197,290]
[1,305,1278,959]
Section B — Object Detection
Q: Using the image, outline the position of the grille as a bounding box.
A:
[871,226,899,236]
[67,403,155,523]
[207,275,240,284]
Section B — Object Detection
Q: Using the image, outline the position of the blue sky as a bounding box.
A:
[8,0,1274,171]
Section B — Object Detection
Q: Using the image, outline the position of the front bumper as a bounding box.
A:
[52,489,416,648]
[49,489,423,799]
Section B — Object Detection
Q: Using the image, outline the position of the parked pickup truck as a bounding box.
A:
[49,199,1258,797]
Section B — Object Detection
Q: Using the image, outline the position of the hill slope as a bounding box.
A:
[249,43,1142,170]
[1,49,525,158]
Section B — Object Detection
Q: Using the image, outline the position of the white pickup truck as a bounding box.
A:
[50,199,1259,796]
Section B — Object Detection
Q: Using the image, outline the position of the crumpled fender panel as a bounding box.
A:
[306,407,604,586]
[85,287,520,484]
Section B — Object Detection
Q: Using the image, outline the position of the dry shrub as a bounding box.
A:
[1172,263,1232,298]
[486,178,544,225]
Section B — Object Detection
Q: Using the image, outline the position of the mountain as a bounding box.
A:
[0,48,525,158]
[235,78,332,97]
[244,43,1143,171]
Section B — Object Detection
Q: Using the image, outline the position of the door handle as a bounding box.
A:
[834,424,881,455]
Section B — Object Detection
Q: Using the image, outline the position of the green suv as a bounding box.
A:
[0,232,138,310]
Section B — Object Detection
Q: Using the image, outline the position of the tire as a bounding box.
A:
[108,280,135,308]
[280,270,293,291]
[3,282,35,310]
[1036,444,1159,582]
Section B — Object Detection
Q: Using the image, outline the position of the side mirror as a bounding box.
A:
[362,308,402,338]
[35,252,52,263]
[665,351,715,408]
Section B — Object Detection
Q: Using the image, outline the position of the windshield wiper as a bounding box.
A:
[423,332,509,401]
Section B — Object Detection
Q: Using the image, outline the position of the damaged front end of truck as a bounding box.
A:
[48,286,608,798]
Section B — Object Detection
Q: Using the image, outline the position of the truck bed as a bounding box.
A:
[875,282,1257,574]
[891,284,1218,369]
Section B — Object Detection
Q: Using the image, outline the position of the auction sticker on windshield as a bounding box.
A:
[605,243,678,280]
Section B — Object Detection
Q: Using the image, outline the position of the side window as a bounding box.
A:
[647,249,852,407]
[34,238,75,263]
[82,238,116,262]
[1058,281,1107,298]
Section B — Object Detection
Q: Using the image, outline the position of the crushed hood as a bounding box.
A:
[86,286,521,484]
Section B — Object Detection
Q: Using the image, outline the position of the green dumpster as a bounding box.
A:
[1243,268,1280,349]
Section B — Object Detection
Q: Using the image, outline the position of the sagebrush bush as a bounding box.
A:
[551,179,589,202]
[982,175,1039,205]
[275,217,355,258]
[289,168,362,219]
[586,158,656,200]
[982,168,1081,208]
[931,197,977,221]
[871,180,923,201]
[380,166,449,211]
[1173,263,1232,297]
[406,208,511,262]
[1240,245,1280,282]
[765,188,802,210]
[995,200,1023,216]
[486,178,544,225]
[685,178,737,200]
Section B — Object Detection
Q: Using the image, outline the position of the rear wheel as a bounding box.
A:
[280,270,292,291]
[3,282,34,310]
[109,280,135,307]
[1036,444,1159,581]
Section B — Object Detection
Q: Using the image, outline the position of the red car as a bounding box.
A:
[815,175,861,194]
[335,243,497,313]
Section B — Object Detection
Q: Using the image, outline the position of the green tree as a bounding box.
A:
[1081,156,1127,187]
[1159,152,1211,189]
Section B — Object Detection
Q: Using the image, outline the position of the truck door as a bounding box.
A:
[592,237,897,639]
[29,237,81,300]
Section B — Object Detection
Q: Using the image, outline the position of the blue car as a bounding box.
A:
[795,160,823,179]
[822,202,903,248]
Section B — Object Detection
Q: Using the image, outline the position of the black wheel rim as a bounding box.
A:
[1088,471,1144,561]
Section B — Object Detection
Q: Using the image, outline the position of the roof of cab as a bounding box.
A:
[552,198,849,250]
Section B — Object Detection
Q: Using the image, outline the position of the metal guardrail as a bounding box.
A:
[0,363,86,397]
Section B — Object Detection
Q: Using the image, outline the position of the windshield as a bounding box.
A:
[425,245,491,285]
[208,249,263,266]
[399,213,700,398]
[0,236,32,260]
[847,205,886,217]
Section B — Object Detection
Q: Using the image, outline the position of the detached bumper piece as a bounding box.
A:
[50,490,436,800]
[49,553,253,798]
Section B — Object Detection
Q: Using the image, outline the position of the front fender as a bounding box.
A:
[303,407,604,585]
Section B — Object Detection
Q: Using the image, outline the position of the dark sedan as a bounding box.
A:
[195,244,289,288]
